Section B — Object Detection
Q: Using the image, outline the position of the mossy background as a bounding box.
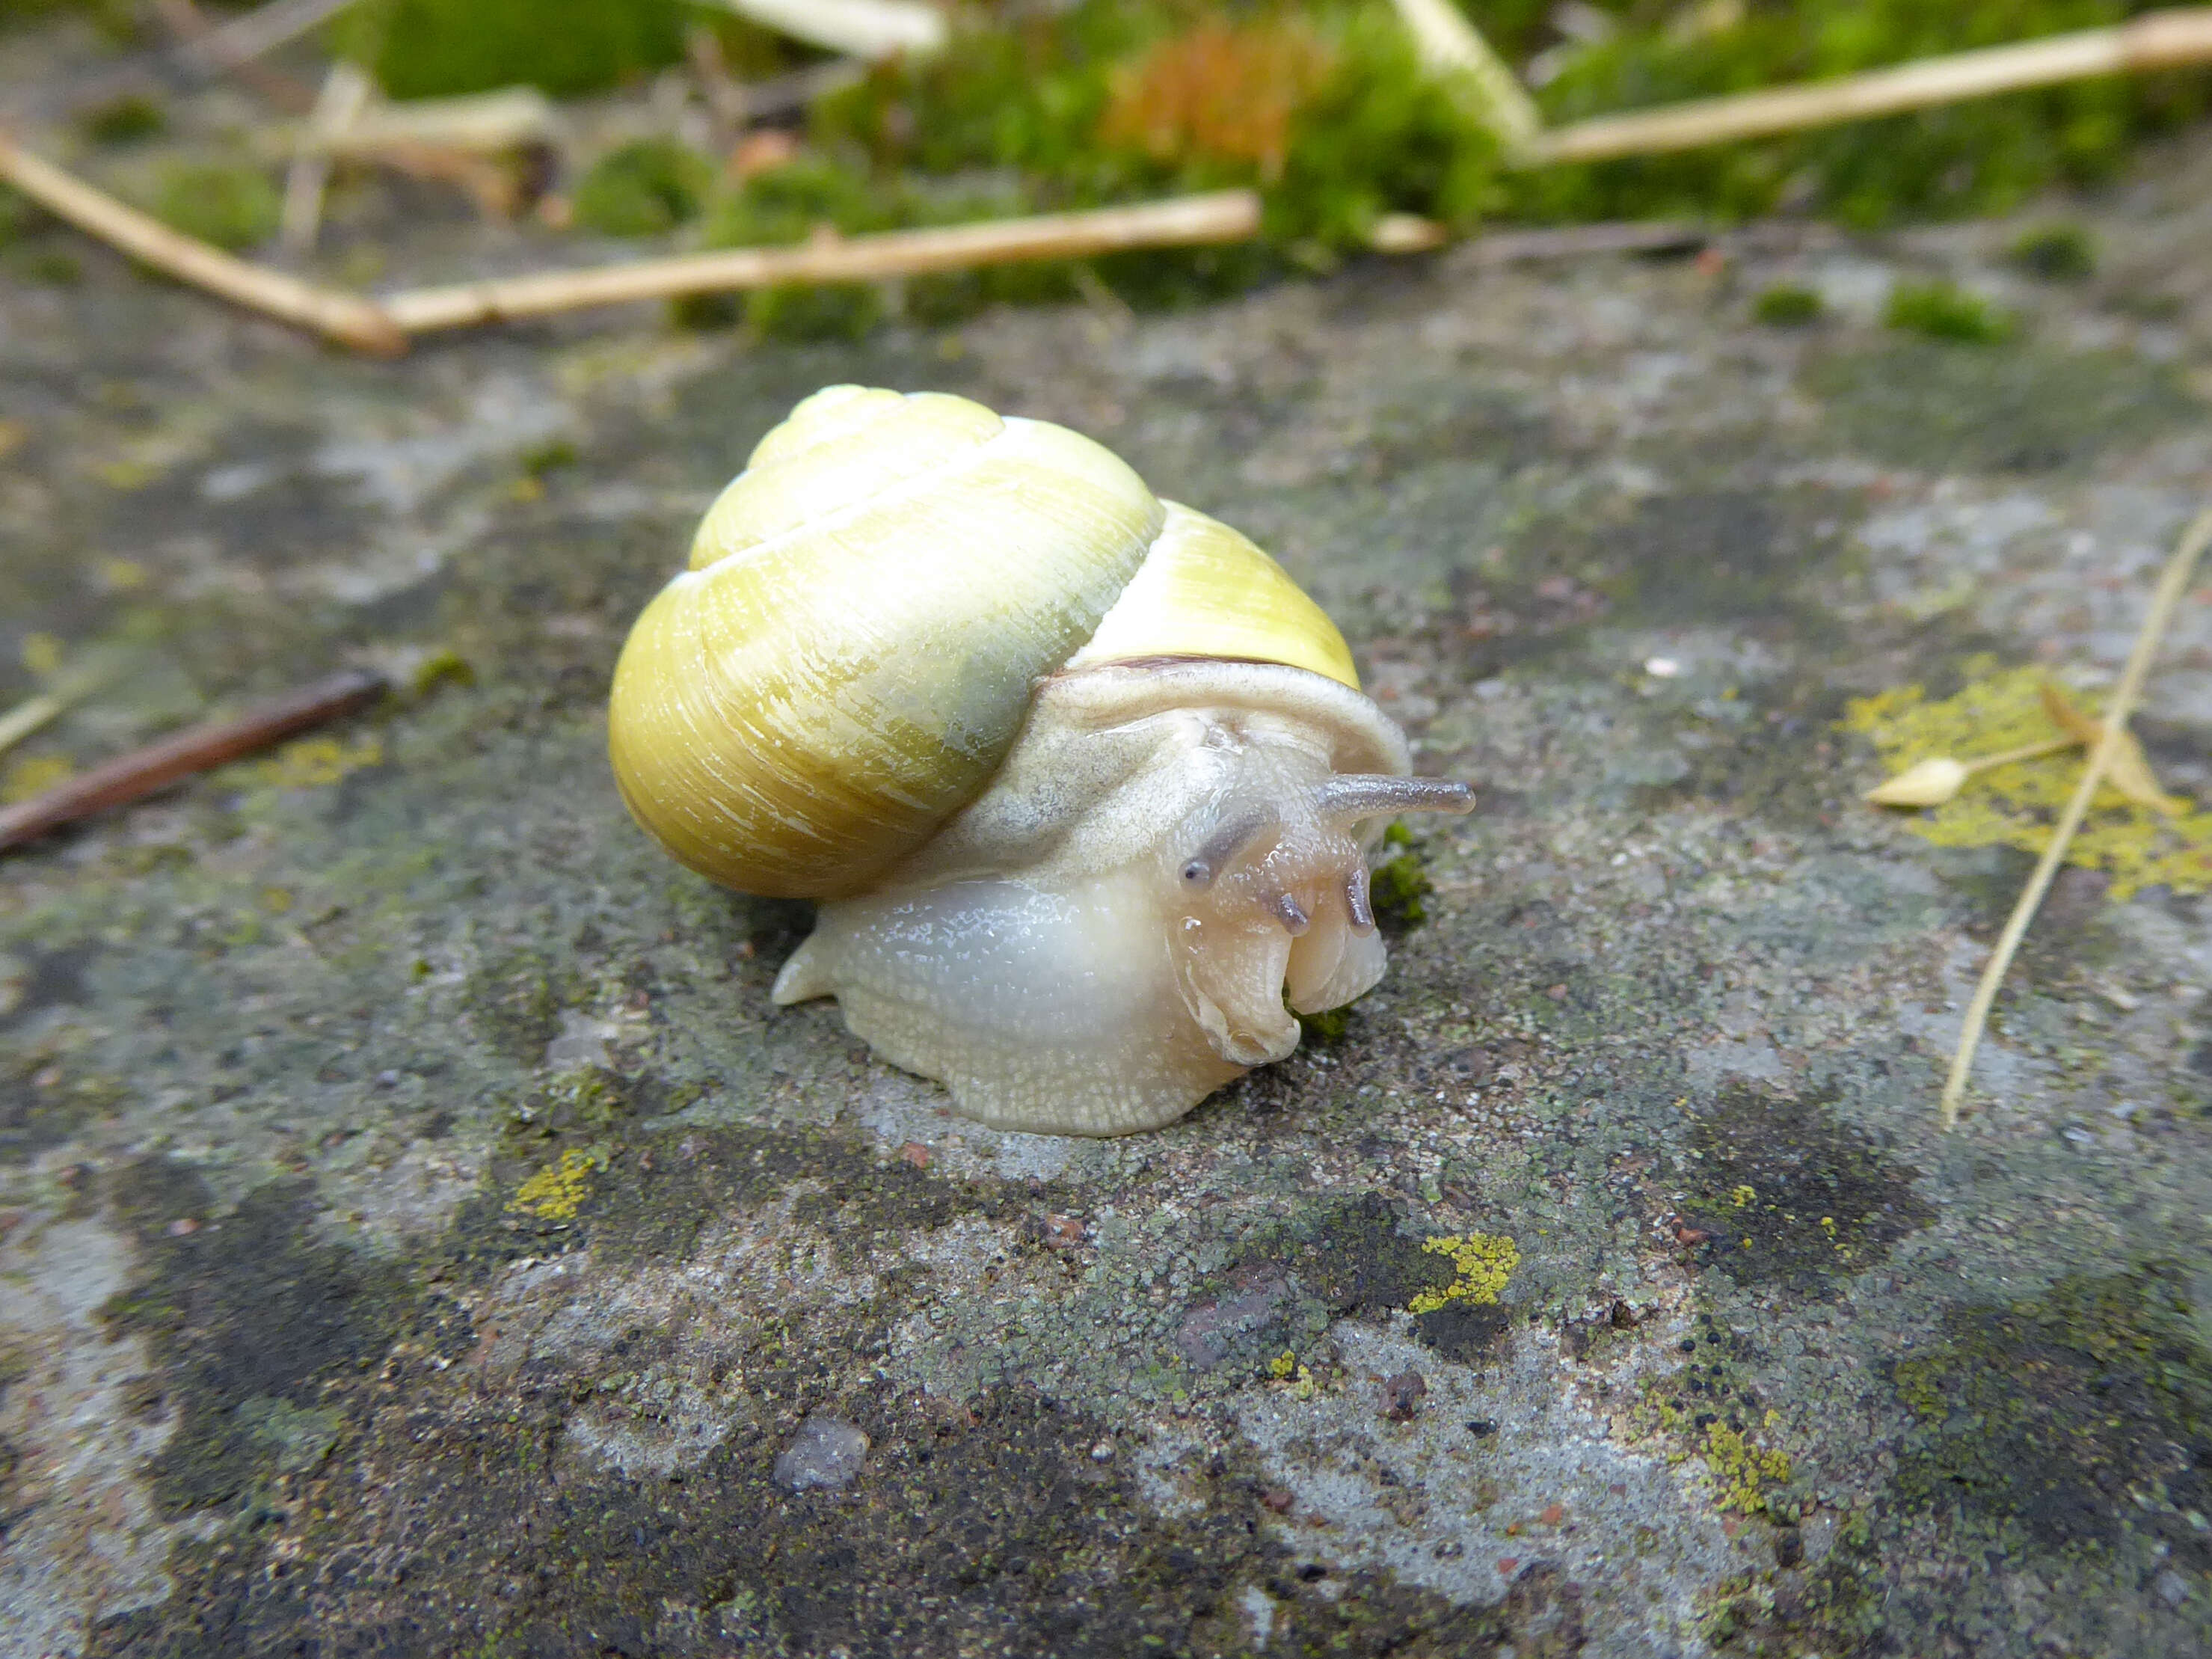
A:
[21,0,2189,332]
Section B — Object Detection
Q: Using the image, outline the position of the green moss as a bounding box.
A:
[149,162,280,253]
[571,140,713,239]
[1752,282,1823,326]
[1368,820,1434,930]
[333,0,694,99]
[1885,280,2015,344]
[2010,221,2098,280]
[1514,1,2206,230]
[79,91,164,145]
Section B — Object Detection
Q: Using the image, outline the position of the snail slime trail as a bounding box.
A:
[608,386,1472,1135]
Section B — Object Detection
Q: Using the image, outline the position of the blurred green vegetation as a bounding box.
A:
[573,139,715,237]
[2009,221,2098,280]
[7,0,2202,339]
[1753,282,1823,326]
[1886,280,2016,344]
[149,161,280,251]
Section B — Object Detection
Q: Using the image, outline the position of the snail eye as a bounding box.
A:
[1181,859,1214,889]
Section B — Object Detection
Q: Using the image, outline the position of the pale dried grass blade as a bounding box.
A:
[2038,682,2187,815]
[1940,505,2212,1129]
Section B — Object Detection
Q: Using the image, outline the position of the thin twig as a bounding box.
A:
[280,58,372,256]
[1527,9,2212,167]
[1938,505,2212,1129]
[168,0,365,79]
[0,669,389,856]
[150,0,318,112]
[380,190,1262,334]
[1459,218,1706,263]
[0,133,405,355]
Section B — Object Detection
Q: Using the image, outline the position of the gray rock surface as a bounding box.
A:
[7,85,2212,1659]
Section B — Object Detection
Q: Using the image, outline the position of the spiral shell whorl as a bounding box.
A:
[609,385,1364,901]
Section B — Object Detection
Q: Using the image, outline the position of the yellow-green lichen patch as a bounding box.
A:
[1701,1416,1795,1514]
[507,1148,603,1222]
[1407,1231,1519,1316]
[1844,661,2212,898]
[254,736,385,791]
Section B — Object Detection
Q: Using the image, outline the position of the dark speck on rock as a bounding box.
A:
[1466,1420,1498,1438]
[1379,1370,1428,1421]
[772,1415,869,1493]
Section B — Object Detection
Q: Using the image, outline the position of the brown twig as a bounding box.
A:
[0,132,406,353]
[1938,504,2212,1129]
[0,669,390,856]
[1527,8,2212,167]
[380,190,1263,334]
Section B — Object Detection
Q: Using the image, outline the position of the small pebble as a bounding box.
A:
[1540,1503,1566,1525]
[1496,1556,1520,1575]
[1088,1438,1115,1462]
[897,1141,932,1168]
[1466,1419,1497,1438]
[166,1217,200,1237]
[1044,1214,1086,1249]
[1644,655,1682,678]
[772,1415,868,1493]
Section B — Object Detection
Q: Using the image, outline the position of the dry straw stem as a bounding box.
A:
[1938,505,2212,1130]
[1386,0,1543,155]
[0,133,406,354]
[715,0,946,61]
[1526,7,2212,167]
[381,190,1263,334]
[168,0,363,78]
[280,58,372,255]
[0,669,389,856]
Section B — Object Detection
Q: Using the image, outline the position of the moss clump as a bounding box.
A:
[1406,1231,1519,1314]
[333,0,694,99]
[1752,282,1823,326]
[572,139,714,238]
[2010,220,2098,280]
[1368,821,1434,930]
[1885,279,2015,343]
[1845,660,2212,898]
[79,91,164,144]
[150,162,280,251]
[813,2,1501,261]
[1515,0,2208,230]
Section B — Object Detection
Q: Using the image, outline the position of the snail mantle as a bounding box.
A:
[607,385,1472,1135]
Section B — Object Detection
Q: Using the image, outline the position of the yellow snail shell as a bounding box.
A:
[609,385,1472,1135]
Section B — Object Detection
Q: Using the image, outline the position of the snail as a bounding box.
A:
[608,385,1472,1136]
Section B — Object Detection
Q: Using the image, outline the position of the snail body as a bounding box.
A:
[609,386,1470,1135]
